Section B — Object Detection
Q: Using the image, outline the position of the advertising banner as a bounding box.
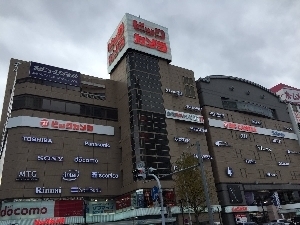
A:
[0,201,55,220]
[7,116,114,136]
[87,201,115,214]
[54,200,83,217]
[29,62,81,86]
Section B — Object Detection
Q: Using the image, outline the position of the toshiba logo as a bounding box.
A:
[0,206,47,217]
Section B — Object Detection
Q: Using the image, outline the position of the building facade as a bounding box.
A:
[0,13,300,225]
[197,76,300,224]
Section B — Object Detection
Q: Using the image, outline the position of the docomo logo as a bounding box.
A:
[108,22,125,65]
[91,172,119,179]
[0,205,47,217]
[34,217,65,225]
[74,157,98,164]
[23,136,52,143]
[39,119,94,132]
[224,122,257,133]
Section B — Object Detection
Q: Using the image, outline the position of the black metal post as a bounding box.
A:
[83,199,87,225]
[179,199,184,225]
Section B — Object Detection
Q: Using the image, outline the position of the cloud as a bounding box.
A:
[0,0,299,114]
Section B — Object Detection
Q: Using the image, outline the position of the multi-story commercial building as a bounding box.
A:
[0,13,299,225]
[197,76,300,224]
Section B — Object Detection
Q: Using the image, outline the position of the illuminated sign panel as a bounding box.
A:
[209,118,298,140]
[107,13,172,73]
[166,109,204,123]
[7,116,114,135]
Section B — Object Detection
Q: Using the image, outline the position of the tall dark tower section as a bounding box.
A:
[126,51,171,177]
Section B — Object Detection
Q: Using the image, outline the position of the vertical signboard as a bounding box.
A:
[29,62,81,86]
[107,13,172,73]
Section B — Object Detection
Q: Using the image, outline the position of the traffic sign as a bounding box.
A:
[151,186,159,201]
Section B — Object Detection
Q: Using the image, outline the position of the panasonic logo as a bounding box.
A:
[23,136,53,143]
[84,141,110,148]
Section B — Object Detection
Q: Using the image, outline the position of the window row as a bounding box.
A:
[16,77,80,91]
[12,95,118,121]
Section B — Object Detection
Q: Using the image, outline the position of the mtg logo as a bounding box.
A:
[62,170,79,181]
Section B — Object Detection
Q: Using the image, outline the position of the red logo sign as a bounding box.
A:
[232,206,248,212]
[108,23,125,65]
[34,217,65,225]
[40,119,94,132]
[133,20,168,53]
[40,119,49,127]
[0,206,47,217]
[133,20,165,40]
[224,122,257,133]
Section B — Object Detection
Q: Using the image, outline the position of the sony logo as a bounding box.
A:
[37,156,63,162]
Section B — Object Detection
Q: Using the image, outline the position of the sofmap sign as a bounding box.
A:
[29,61,81,86]
[0,201,55,220]
[209,118,298,140]
[165,109,204,124]
[107,13,172,73]
[7,116,114,136]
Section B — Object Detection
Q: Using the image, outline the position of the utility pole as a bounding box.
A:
[196,141,214,225]
[148,167,166,225]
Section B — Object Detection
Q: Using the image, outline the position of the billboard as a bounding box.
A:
[107,13,172,73]
[29,62,81,86]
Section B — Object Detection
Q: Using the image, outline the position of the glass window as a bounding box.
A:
[25,96,34,108]
[42,99,52,110]
[66,102,80,114]
[50,100,65,112]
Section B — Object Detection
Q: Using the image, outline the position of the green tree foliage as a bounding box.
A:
[174,152,212,225]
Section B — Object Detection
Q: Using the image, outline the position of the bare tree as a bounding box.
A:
[174,152,213,225]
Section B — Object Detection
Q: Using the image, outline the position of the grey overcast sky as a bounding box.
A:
[0,0,299,108]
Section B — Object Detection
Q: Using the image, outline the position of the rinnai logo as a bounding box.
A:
[40,119,49,127]
[35,187,61,194]
[0,206,47,217]
[34,217,65,225]
[224,122,257,133]
[108,23,125,66]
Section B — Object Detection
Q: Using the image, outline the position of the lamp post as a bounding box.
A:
[148,167,166,225]
[195,141,214,225]
[179,199,185,225]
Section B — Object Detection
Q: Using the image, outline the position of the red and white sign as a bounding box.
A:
[0,200,84,221]
[0,201,55,220]
[231,206,248,212]
[107,13,172,73]
[224,122,257,133]
[8,116,114,135]
[278,88,300,104]
[34,217,65,225]
[39,118,93,132]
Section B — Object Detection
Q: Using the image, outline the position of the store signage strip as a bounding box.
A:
[209,118,298,140]
[7,116,114,136]
[166,109,204,124]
